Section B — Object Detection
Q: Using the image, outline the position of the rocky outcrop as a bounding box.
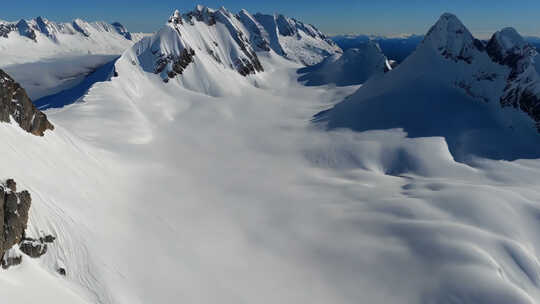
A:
[0,24,11,38]
[0,179,31,262]
[155,48,196,82]
[0,179,56,269]
[0,69,54,136]
[19,238,48,258]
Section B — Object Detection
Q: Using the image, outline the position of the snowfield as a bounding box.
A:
[1,51,540,304]
[3,9,540,304]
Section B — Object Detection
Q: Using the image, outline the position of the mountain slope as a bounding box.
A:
[298,41,392,86]
[317,13,540,161]
[0,17,148,100]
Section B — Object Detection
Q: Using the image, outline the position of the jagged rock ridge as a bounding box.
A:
[0,69,54,136]
[133,5,341,83]
[0,179,31,268]
[0,16,133,42]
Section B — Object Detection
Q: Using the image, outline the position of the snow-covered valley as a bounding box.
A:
[2,6,540,304]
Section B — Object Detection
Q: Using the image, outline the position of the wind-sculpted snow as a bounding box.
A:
[318,13,540,161]
[298,41,392,86]
[3,52,540,303]
[5,7,540,304]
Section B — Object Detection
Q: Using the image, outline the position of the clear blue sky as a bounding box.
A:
[2,1,540,37]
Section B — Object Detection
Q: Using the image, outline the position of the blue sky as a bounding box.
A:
[2,1,540,37]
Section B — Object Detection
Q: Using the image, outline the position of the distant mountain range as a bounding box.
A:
[332,33,540,66]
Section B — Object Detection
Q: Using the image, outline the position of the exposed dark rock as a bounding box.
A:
[168,10,183,25]
[15,19,36,41]
[57,267,66,276]
[5,179,16,192]
[0,69,54,136]
[42,234,56,243]
[0,24,15,38]
[19,239,48,258]
[0,179,57,268]
[155,48,196,82]
[0,180,32,262]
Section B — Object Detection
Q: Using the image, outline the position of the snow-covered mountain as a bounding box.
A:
[317,13,540,161]
[0,17,144,66]
[298,41,392,86]
[0,16,150,100]
[332,34,424,63]
[121,5,341,95]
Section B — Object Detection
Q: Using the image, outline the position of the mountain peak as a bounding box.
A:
[486,27,535,66]
[169,9,182,24]
[422,12,480,63]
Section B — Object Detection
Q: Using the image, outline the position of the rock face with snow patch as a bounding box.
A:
[423,13,484,64]
[130,5,341,84]
[0,179,31,267]
[0,69,54,136]
[298,41,392,86]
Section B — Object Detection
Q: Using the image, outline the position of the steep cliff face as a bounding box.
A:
[0,69,54,136]
[0,179,54,269]
[0,179,31,268]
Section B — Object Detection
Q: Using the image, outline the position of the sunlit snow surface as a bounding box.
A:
[2,53,540,304]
